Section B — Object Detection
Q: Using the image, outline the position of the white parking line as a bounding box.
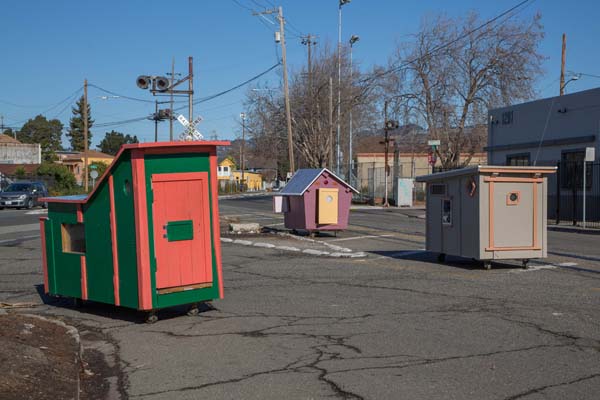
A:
[329,234,395,242]
[25,209,48,215]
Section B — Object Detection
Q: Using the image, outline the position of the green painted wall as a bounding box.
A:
[44,151,140,309]
[144,152,220,309]
[111,152,139,309]
[46,203,82,298]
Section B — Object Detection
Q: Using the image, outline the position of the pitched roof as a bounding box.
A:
[280,168,359,196]
[62,149,114,161]
[0,134,21,144]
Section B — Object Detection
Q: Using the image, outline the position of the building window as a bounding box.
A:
[61,223,86,254]
[561,150,592,189]
[506,153,530,166]
[223,166,229,172]
[442,199,452,225]
[502,111,513,125]
[430,184,446,195]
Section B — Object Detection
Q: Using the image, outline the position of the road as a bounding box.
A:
[1,198,599,399]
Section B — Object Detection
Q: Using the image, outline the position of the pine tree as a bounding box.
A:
[98,130,139,155]
[67,96,93,151]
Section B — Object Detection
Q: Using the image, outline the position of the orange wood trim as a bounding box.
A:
[76,205,87,300]
[156,282,212,295]
[485,246,542,251]
[151,171,208,183]
[210,151,225,299]
[39,217,49,293]
[131,149,153,310]
[484,177,544,183]
[108,175,120,306]
[480,167,556,174]
[42,142,229,204]
[506,191,521,206]
[143,146,220,156]
[533,182,538,249]
[488,181,494,249]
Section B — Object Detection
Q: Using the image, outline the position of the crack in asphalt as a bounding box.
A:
[503,372,600,399]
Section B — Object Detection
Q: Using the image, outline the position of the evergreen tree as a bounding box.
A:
[19,115,63,162]
[97,130,139,155]
[67,96,93,151]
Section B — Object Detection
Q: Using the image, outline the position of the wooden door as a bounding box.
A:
[151,172,212,290]
[318,188,339,225]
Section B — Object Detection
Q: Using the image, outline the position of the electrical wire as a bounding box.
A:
[360,0,536,85]
[88,84,157,104]
[95,63,281,128]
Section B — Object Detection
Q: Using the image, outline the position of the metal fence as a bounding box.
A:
[549,161,600,228]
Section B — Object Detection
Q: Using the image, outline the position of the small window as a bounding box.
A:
[430,184,446,195]
[506,153,530,166]
[442,199,452,225]
[502,111,513,125]
[224,166,229,172]
[61,223,86,254]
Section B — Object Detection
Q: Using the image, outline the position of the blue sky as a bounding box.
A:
[1,0,599,147]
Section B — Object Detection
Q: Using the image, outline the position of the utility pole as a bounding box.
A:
[170,58,175,140]
[348,34,359,184]
[240,112,246,191]
[253,7,294,174]
[188,56,194,123]
[337,0,351,175]
[154,100,159,142]
[83,79,89,191]
[560,33,566,96]
[329,77,334,169]
[0,115,4,135]
[301,34,317,94]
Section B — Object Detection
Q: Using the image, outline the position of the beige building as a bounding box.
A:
[56,150,114,185]
[0,134,41,164]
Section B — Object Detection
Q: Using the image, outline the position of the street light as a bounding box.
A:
[240,112,246,191]
[348,34,359,184]
[337,0,351,176]
[560,73,581,92]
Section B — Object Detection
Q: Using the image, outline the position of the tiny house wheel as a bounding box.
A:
[145,311,158,324]
[187,303,200,316]
[483,261,492,270]
[437,253,446,263]
[522,259,529,269]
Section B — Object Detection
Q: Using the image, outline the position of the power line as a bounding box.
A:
[360,0,536,84]
[95,63,281,128]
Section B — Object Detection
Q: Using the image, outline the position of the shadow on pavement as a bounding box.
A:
[35,284,216,324]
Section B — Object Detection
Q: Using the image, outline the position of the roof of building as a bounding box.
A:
[280,168,359,196]
[0,134,21,144]
[0,164,40,175]
[61,150,115,161]
[415,165,557,182]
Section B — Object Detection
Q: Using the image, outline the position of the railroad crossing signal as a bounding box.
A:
[177,114,204,141]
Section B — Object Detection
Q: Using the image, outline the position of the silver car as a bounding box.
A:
[0,182,48,209]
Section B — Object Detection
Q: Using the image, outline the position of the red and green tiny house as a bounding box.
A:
[39,141,229,319]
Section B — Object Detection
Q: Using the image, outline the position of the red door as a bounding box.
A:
[151,172,212,290]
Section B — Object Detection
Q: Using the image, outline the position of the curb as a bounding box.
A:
[221,237,366,258]
[548,225,600,235]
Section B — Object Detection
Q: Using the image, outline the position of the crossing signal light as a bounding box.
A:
[136,76,151,90]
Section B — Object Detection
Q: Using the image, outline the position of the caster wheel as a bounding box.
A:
[437,253,446,263]
[145,312,158,324]
[522,259,529,269]
[187,304,199,316]
[73,298,84,308]
[483,261,492,270]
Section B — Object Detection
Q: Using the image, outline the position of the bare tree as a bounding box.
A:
[384,12,544,167]
[243,43,377,170]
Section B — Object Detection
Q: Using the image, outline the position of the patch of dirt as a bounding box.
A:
[0,313,113,400]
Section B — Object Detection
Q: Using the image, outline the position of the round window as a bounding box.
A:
[123,179,132,196]
[509,193,518,202]
[326,195,334,203]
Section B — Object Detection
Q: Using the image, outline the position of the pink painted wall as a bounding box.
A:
[283,171,353,231]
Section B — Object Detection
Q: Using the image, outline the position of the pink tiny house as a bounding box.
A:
[274,168,358,235]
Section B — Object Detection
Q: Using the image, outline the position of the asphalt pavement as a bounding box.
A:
[0,197,599,399]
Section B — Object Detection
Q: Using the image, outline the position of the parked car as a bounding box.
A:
[0,182,48,210]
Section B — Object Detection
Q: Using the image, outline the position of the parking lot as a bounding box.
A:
[1,196,599,399]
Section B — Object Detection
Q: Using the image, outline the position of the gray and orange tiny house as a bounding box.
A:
[416,166,556,269]
[39,141,229,321]
[274,168,358,235]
